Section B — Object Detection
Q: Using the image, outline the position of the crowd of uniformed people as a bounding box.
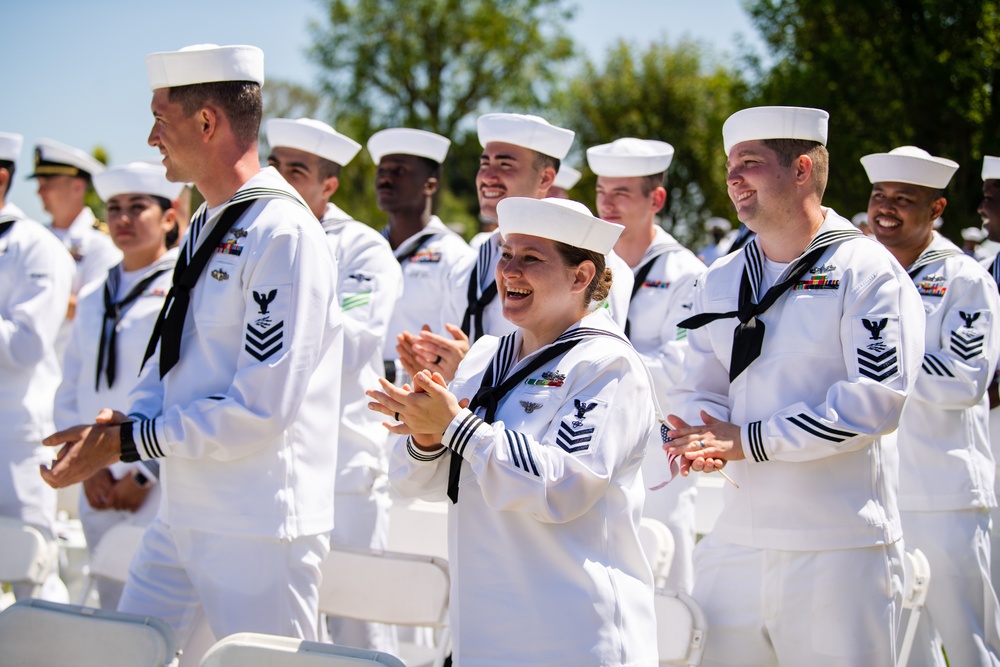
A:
[3,42,1000,666]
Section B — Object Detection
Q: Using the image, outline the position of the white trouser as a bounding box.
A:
[78,484,161,609]
[118,518,329,646]
[900,508,1000,667]
[692,533,902,667]
[641,470,696,593]
[326,477,397,654]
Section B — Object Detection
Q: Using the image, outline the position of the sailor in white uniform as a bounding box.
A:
[54,161,181,609]
[267,117,403,652]
[405,113,633,383]
[0,131,74,603]
[366,128,473,386]
[41,44,342,649]
[31,138,122,356]
[665,107,924,666]
[863,146,1000,667]
[588,137,706,594]
[371,197,658,667]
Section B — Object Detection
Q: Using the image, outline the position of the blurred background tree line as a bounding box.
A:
[258,0,1000,248]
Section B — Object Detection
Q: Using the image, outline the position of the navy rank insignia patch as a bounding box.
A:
[950,309,989,360]
[244,285,289,362]
[556,397,605,453]
[853,315,900,383]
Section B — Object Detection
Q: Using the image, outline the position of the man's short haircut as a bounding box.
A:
[0,160,15,197]
[762,138,829,198]
[417,156,441,180]
[316,156,342,181]
[532,151,560,176]
[639,172,666,197]
[168,81,262,151]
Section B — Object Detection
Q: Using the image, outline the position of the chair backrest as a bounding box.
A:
[0,599,179,666]
[89,522,147,581]
[0,516,53,586]
[387,499,449,560]
[902,548,930,609]
[200,632,407,667]
[655,589,707,667]
[639,517,675,589]
[318,546,450,628]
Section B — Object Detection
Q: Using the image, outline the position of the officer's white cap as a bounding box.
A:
[146,44,264,90]
[723,106,829,155]
[31,138,105,178]
[93,161,185,202]
[962,226,986,242]
[267,118,361,167]
[983,156,1000,182]
[477,113,574,160]
[705,217,731,232]
[497,197,623,256]
[367,128,450,165]
[553,164,581,190]
[851,212,868,227]
[587,138,675,177]
[0,132,23,162]
[861,146,958,189]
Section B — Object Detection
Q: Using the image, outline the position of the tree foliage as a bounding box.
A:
[744,0,1000,235]
[554,38,749,246]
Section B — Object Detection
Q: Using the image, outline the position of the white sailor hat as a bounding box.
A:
[587,138,675,177]
[705,217,731,232]
[367,128,450,165]
[93,161,185,202]
[267,118,361,167]
[860,146,958,189]
[31,138,105,179]
[962,226,986,242]
[497,197,623,256]
[553,164,581,190]
[0,132,23,162]
[477,113,574,160]
[851,212,868,227]
[723,106,829,155]
[983,156,1000,181]
[146,44,264,90]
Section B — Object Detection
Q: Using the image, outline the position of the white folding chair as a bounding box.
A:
[655,588,707,667]
[0,516,56,598]
[0,598,179,666]
[318,546,451,667]
[78,522,148,606]
[200,632,407,667]
[387,499,449,560]
[897,548,931,667]
[639,517,676,589]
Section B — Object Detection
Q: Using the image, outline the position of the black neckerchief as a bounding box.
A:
[97,264,170,389]
[461,238,499,341]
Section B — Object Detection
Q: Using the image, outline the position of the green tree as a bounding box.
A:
[308,0,577,234]
[744,0,1000,237]
[554,38,749,247]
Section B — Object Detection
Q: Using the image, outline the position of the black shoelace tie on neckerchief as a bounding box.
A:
[461,239,500,342]
[141,199,256,378]
[446,336,583,504]
[623,255,660,340]
[679,231,859,382]
[96,265,169,390]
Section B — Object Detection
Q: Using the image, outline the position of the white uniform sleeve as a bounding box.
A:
[339,235,403,365]
[54,316,86,429]
[910,272,1000,409]
[746,264,924,463]
[438,353,652,524]
[388,436,451,501]
[130,225,337,461]
[0,238,72,369]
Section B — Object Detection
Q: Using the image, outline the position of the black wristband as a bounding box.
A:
[119,420,140,463]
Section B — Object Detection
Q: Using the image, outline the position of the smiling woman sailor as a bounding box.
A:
[368,197,658,667]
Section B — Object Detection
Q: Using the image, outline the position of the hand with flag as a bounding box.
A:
[651,411,741,488]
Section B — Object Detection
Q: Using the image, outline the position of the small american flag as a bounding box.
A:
[649,422,681,490]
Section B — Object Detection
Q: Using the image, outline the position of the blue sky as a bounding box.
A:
[3,0,762,222]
